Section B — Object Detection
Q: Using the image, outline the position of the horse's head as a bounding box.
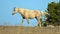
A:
[12,7,18,15]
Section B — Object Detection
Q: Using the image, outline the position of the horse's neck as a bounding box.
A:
[18,9,25,16]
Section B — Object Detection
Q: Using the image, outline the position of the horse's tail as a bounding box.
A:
[39,11,42,15]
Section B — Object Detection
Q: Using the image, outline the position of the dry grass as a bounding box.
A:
[0,26,60,34]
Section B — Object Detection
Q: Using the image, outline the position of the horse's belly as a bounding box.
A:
[29,16,35,18]
[25,11,35,18]
[29,14,35,18]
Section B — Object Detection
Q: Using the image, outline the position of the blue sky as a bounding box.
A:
[0,0,59,27]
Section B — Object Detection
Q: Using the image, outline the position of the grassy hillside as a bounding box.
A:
[0,26,60,34]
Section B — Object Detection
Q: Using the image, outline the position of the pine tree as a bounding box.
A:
[47,2,60,26]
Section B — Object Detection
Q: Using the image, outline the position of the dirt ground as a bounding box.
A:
[0,26,60,34]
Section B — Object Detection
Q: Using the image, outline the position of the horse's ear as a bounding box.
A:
[14,7,16,9]
[13,7,16,11]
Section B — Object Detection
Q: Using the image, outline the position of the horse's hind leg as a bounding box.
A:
[36,17,41,27]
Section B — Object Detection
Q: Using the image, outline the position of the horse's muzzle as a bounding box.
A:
[12,13,15,15]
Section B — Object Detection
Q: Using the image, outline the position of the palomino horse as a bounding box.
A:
[12,7,50,27]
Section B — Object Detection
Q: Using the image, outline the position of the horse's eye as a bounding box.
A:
[13,9,15,11]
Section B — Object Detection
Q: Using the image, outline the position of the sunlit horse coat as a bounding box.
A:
[12,7,50,27]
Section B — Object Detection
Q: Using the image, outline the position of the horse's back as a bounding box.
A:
[24,10,36,18]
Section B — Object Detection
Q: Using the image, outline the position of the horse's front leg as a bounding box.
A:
[26,18,30,27]
[22,18,24,26]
